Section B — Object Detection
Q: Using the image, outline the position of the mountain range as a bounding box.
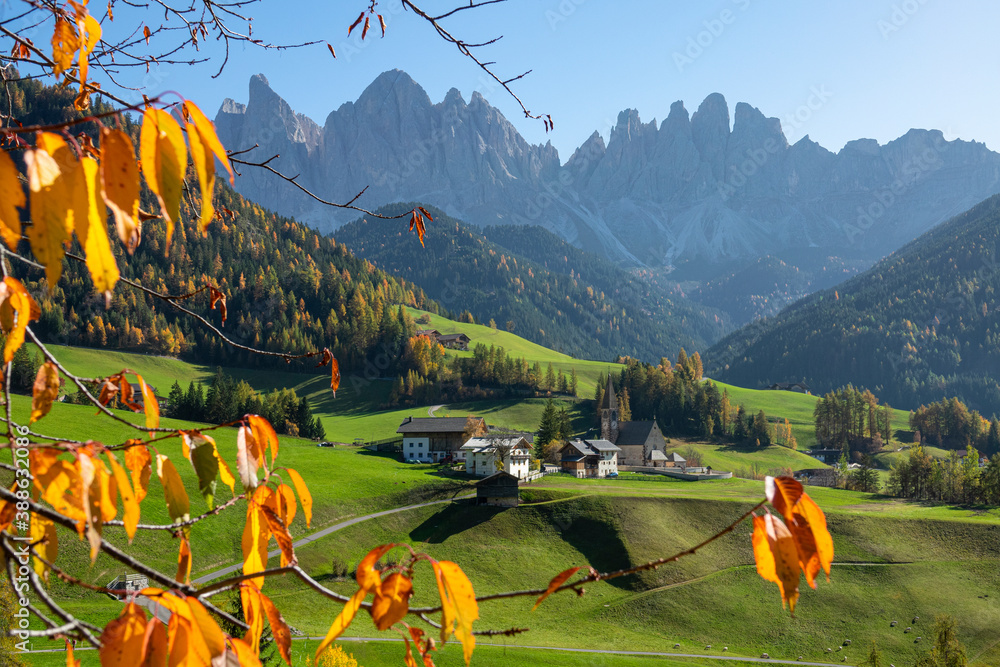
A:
[215,70,1000,274]
[706,194,1000,414]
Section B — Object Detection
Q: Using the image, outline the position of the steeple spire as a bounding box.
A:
[601,374,617,411]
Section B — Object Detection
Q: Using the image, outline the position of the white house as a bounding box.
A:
[560,439,620,478]
[461,436,532,479]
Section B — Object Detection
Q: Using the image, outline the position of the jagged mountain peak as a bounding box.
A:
[215,71,1000,269]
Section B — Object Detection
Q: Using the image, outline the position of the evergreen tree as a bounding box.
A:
[536,399,558,458]
[217,589,281,666]
[557,407,573,441]
[557,370,568,394]
[569,368,578,396]
[734,405,748,441]
[167,381,184,418]
[751,410,771,447]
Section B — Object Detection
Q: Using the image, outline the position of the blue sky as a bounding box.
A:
[100,0,999,159]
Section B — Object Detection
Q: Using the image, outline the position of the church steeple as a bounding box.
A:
[600,374,619,443]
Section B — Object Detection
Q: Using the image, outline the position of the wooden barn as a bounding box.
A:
[474,471,520,507]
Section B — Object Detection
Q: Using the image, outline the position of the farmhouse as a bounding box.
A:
[461,436,532,479]
[437,333,471,351]
[474,471,520,507]
[598,376,669,466]
[415,329,441,340]
[397,416,487,463]
[664,452,687,468]
[766,381,811,394]
[560,439,620,478]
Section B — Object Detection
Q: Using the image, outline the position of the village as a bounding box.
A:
[393,376,732,507]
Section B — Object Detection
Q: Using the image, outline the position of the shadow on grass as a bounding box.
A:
[409,503,506,544]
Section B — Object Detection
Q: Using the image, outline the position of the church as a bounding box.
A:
[600,376,670,467]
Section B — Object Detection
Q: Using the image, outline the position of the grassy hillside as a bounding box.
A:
[234,492,1000,666]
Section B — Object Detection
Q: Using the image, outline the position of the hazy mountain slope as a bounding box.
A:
[335,205,728,362]
[705,194,1000,414]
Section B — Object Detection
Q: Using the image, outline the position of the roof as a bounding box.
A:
[438,333,470,342]
[563,439,620,458]
[460,436,530,452]
[415,329,440,337]
[397,416,485,434]
[665,452,686,463]
[586,439,621,452]
[600,375,618,411]
[616,421,658,446]
[475,471,520,487]
[768,382,810,390]
[649,450,668,461]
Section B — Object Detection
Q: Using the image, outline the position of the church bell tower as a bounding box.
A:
[600,375,619,443]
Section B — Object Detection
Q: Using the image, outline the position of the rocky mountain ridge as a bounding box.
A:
[215,70,1000,270]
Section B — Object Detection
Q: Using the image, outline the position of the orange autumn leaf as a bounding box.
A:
[765,475,803,523]
[99,602,147,667]
[51,17,79,76]
[30,361,61,423]
[532,566,580,611]
[100,127,141,252]
[248,414,279,467]
[209,285,227,325]
[139,107,187,247]
[260,504,296,568]
[0,149,25,250]
[185,597,226,659]
[176,535,192,584]
[124,443,152,504]
[357,543,397,593]
[331,357,341,397]
[792,492,834,586]
[140,616,168,666]
[284,467,312,528]
[272,483,297,527]
[257,589,293,666]
[314,587,365,663]
[371,572,413,630]
[752,513,801,614]
[136,373,159,430]
[65,639,81,667]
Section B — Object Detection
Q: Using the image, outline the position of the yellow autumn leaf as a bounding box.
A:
[24,145,70,288]
[155,455,190,524]
[29,514,57,585]
[99,127,141,252]
[77,156,119,298]
[2,277,40,369]
[435,561,479,665]
[183,101,232,234]
[106,452,140,543]
[140,108,187,247]
[0,149,25,250]
[75,8,101,89]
